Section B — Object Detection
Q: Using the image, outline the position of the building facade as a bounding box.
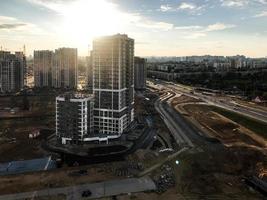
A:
[134,57,147,90]
[86,54,93,94]
[92,34,134,136]
[53,48,78,89]
[56,93,94,144]
[0,51,25,93]
[34,50,53,87]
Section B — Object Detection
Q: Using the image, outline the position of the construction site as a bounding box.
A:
[0,86,266,199]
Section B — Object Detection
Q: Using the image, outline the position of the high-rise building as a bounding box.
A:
[86,54,93,94]
[56,93,94,144]
[0,51,25,93]
[92,34,134,136]
[53,48,78,89]
[34,50,53,87]
[134,57,147,90]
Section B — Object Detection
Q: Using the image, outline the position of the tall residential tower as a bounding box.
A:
[92,34,134,136]
[0,51,25,93]
[86,53,93,94]
[53,48,78,89]
[134,57,147,90]
[34,50,53,87]
[34,48,78,89]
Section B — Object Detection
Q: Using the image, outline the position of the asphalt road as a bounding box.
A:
[0,177,156,200]
[150,82,225,152]
[155,92,194,148]
[164,82,267,124]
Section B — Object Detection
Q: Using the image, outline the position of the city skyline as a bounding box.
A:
[0,0,267,57]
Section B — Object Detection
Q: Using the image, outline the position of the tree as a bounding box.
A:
[262,92,267,100]
[10,96,16,108]
[22,94,30,110]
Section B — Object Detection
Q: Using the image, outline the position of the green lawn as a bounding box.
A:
[210,106,267,140]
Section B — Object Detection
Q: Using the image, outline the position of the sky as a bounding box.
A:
[0,0,267,57]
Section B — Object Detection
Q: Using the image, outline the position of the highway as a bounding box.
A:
[153,87,223,153]
[0,177,156,200]
[159,81,267,124]
[155,91,195,148]
[149,79,267,152]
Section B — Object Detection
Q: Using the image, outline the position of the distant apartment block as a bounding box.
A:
[92,34,134,136]
[147,70,175,81]
[213,62,231,72]
[0,51,26,93]
[33,48,78,89]
[53,48,78,89]
[56,93,94,144]
[134,57,147,90]
[34,50,53,87]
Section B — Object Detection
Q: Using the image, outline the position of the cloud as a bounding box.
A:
[0,15,33,31]
[221,0,249,7]
[159,4,173,12]
[127,13,174,31]
[25,0,235,44]
[184,32,206,39]
[178,2,197,10]
[0,15,45,35]
[254,0,267,4]
[177,2,205,15]
[205,23,236,31]
[175,23,235,32]
[158,2,205,15]
[177,23,236,39]
[221,0,267,7]
[0,24,28,30]
[0,16,17,22]
[174,26,203,30]
[132,16,234,33]
[28,0,175,32]
[136,20,174,31]
[27,0,70,12]
[254,10,267,17]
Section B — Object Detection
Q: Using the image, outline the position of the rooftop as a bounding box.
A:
[94,33,133,41]
[57,93,93,100]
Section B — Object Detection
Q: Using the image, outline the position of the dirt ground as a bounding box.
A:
[125,92,267,200]
[234,98,267,112]
[167,94,267,199]
[183,104,267,149]
[0,95,55,111]
[0,163,118,195]
[0,92,266,199]
[172,95,267,149]
[0,117,54,162]
[171,95,201,106]
[103,146,266,200]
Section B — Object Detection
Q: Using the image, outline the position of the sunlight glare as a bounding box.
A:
[61,0,123,48]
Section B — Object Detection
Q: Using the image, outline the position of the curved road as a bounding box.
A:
[161,82,267,124]
[155,92,194,148]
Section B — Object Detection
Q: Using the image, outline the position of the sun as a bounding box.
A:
[61,0,123,49]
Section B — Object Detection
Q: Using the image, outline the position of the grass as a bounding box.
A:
[210,106,267,140]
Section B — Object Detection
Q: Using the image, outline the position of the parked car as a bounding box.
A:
[82,190,92,197]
